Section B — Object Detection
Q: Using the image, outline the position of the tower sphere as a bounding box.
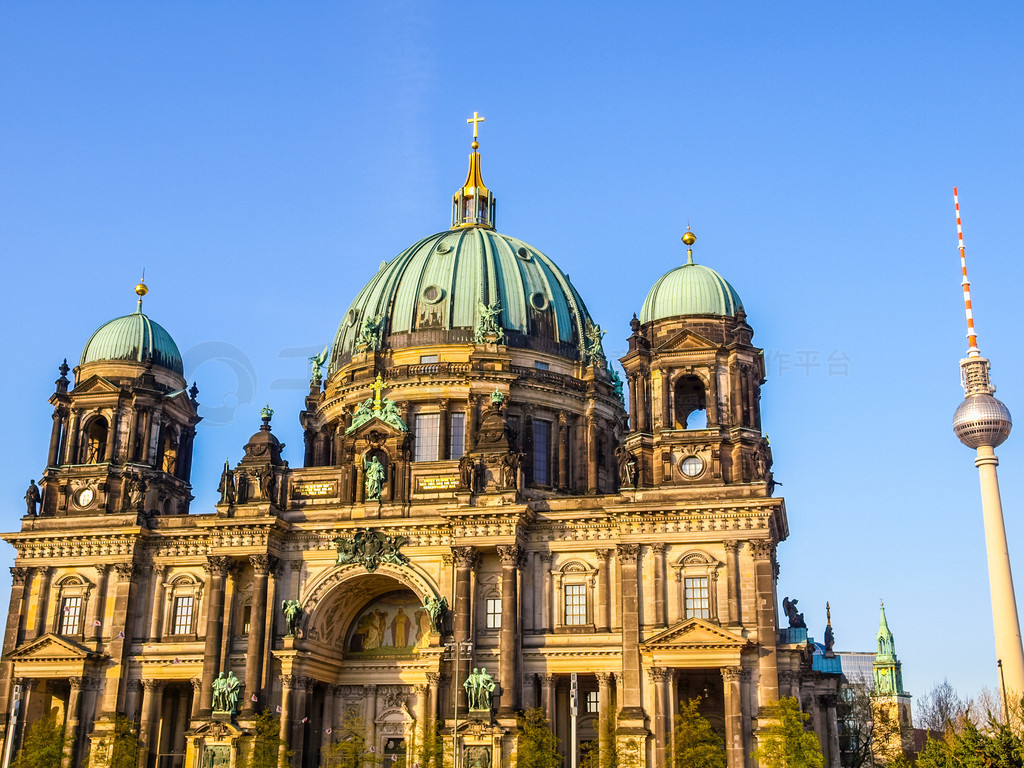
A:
[953,394,1012,448]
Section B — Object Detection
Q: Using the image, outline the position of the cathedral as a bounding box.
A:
[0,120,842,768]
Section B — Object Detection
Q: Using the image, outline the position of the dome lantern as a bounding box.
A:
[451,112,496,229]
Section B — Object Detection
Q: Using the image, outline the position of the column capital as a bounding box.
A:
[204,556,231,577]
[250,554,276,575]
[748,539,775,561]
[721,666,742,683]
[426,673,442,687]
[290,560,304,573]
[616,543,640,564]
[496,544,524,568]
[539,552,554,564]
[538,674,556,687]
[190,678,202,692]
[9,567,30,585]
[280,674,297,689]
[363,684,378,695]
[647,667,668,683]
[451,546,479,570]
[68,676,84,691]
[114,562,138,581]
[596,548,612,562]
[143,679,166,691]
[127,679,144,692]
[723,540,739,553]
[650,542,666,555]
[596,672,614,687]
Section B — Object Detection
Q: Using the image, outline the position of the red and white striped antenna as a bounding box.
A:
[954,187,981,358]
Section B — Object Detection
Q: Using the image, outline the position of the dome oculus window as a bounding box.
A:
[680,455,705,478]
[346,309,359,326]
[436,242,452,254]
[421,285,445,304]
[530,292,549,311]
[516,246,532,261]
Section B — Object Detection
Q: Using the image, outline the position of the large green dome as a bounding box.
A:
[640,260,743,323]
[81,310,184,375]
[330,228,599,372]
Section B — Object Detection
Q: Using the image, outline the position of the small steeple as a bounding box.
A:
[873,601,906,695]
[682,227,697,265]
[452,112,496,229]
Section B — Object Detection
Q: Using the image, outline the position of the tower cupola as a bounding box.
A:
[451,112,496,229]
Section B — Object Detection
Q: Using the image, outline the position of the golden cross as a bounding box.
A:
[467,111,485,140]
[370,373,386,412]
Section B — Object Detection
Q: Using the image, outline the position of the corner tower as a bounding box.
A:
[870,603,913,761]
[618,229,774,494]
[37,281,200,518]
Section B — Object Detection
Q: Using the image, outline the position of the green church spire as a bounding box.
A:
[873,601,906,695]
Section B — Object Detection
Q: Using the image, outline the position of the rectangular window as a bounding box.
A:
[534,361,549,370]
[59,597,82,635]
[586,691,599,713]
[564,583,586,625]
[449,412,466,460]
[242,604,252,635]
[414,413,440,462]
[173,596,195,635]
[419,354,439,364]
[684,577,710,619]
[485,597,502,629]
[532,419,552,485]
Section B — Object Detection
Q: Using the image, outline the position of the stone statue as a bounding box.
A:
[380,398,408,432]
[608,364,624,402]
[355,314,383,352]
[364,456,386,501]
[464,746,492,768]
[824,621,835,655]
[347,398,374,434]
[584,321,606,365]
[282,599,303,636]
[458,455,474,490]
[782,597,806,629]
[501,453,520,490]
[223,671,239,713]
[618,450,638,488]
[24,480,40,516]
[475,300,504,343]
[217,461,235,504]
[422,596,448,633]
[464,667,495,711]
[309,345,329,386]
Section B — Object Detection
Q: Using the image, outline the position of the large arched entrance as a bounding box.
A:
[281,568,442,768]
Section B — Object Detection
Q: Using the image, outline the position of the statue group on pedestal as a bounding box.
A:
[211,671,240,714]
[463,667,495,711]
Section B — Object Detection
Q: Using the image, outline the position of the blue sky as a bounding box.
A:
[2,1,1023,705]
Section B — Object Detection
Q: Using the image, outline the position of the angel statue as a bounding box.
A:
[308,345,329,386]
[364,456,386,501]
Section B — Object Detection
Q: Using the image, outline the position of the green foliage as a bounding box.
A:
[237,711,291,768]
[914,711,1024,768]
[12,712,64,768]
[671,698,727,768]
[516,707,563,768]
[578,712,617,768]
[107,715,141,768]
[417,721,445,768]
[752,697,824,768]
[324,708,377,768]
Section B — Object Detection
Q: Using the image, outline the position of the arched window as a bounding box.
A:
[555,560,597,630]
[166,575,203,638]
[54,575,92,637]
[83,417,108,464]
[674,375,707,430]
[672,551,722,622]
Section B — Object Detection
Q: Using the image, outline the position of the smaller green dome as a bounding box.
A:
[640,260,743,323]
[81,310,184,375]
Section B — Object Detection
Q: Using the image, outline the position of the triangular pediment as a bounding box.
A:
[641,618,750,651]
[656,329,719,353]
[69,375,122,396]
[6,633,106,663]
[345,415,406,439]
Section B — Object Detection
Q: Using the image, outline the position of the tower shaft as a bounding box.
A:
[976,444,1024,701]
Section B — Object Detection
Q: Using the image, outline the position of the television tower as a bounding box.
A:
[951,188,1024,710]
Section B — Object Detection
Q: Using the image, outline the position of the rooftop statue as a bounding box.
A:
[783,596,806,629]
[475,300,504,343]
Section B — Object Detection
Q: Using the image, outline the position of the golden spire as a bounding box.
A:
[682,226,696,265]
[135,274,148,312]
[452,112,495,229]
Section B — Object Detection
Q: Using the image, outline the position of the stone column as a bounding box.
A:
[451,547,477,712]
[557,412,569,491]
[724,541,741,625]
[466,396,479,452]
[539,674,557,735]
[220,563,242,675]
[320,685,335,757]
[628,376,638,432]
[47,411,64,467]
[437,399,449,460]
[597,673,613,761]
[278,675,295,761]
[636,375,648,433]
[586,415,598,494]
[496,545,522,714]
[291,677,311,768]
[147,565,167,641]
[662,368,673,428]
[263,561,282,695]
[138,679,164,768]
[5,568,30,648]
[749,540,778,704]
[706,364,719,426]
[722,666,743,768]
[616,544,642,716]
[63,408,81,464]
[596,550,611,632]
[243,555,273,713]
[138,409,153,464]
[103,409,118,462]
[33,566,54,638]
[540,553,553,631]
[414,684,429,753]
[87,564,109,642]
[651,543,666,628]
[648,667,670,767]
[199,556,229,713]
[60,676,85,768]
[820,694,841,768]
[190,678,202,720]
[426,673,440,724]
[362,684,377,754]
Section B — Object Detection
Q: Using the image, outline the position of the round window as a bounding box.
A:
[436,242,452,254]
[421,285,445,304]
[680,456,704,478]
[530,292,549,311]
[516,246,532,260]
[346,309,359,326]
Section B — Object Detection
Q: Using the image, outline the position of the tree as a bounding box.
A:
[516,707,562,768]
[915,713,1024,768]
[579,713,619,768]
[416,721,445,768]
[107,715,142,768]
[237,711,291,768]
[916,679,967,734]
[11,712,64,768]
[752,697,824,768]
[671,698,727,768]
[324,708,376,768]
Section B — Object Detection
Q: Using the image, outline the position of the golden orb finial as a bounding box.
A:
[135,281,148,297]
[471,140,479,150]
[682,229,697,247]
